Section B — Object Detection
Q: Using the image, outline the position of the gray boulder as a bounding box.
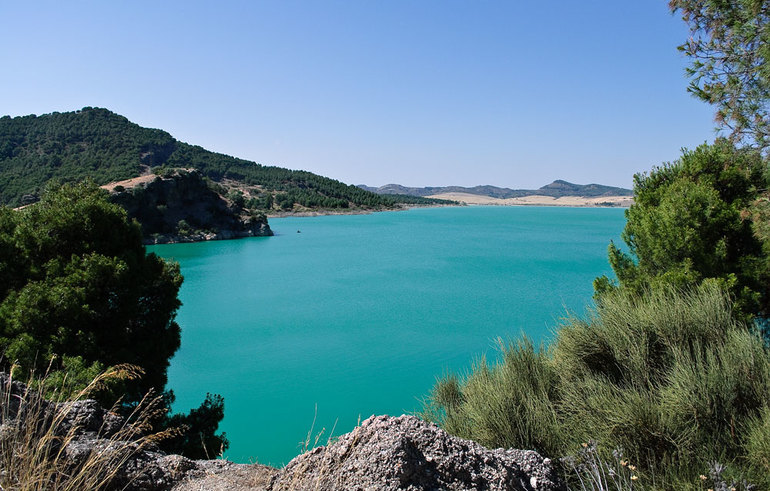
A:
[266,414,564,491]
[0,373,564,490]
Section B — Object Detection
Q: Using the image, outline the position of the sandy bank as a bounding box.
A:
[427,192,633,207]
[265,203,462,218]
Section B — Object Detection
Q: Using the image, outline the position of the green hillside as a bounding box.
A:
[0,108,449,210]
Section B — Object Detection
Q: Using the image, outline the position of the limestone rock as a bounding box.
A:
[268,415,564,491]
[0,373,564,490]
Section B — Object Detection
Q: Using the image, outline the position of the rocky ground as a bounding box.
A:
[0,373,564,490]
[120,415,565,490]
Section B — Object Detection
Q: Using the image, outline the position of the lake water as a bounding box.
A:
[150,206,626,465]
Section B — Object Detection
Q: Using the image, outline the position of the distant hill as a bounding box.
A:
[0,107,453,210]
[358,180,633,199]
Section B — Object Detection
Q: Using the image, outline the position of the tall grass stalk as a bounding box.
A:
[0,365,171,490]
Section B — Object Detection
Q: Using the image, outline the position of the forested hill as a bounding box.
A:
[0,107,447,210]
[359,180,633,199]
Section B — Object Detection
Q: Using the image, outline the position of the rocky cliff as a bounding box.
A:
[0,373,564,490]
[107,169,272,244]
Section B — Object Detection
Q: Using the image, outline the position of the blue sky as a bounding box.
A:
[1,1,718,189]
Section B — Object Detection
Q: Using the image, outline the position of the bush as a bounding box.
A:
[0,182,228,459]
[424,338,563,457]
[0,181,182,400]
[595,141,769,322]
[745,407,770,476]
[423,284,770,488]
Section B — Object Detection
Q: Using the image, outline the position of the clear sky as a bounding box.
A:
[0,1,719,189]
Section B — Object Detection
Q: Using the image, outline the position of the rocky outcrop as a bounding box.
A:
[160,415,565,490]
[0,373,563,490]
[108,170,272,244]
[264,414,565,491]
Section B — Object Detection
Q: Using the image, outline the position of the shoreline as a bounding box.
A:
[266,196,631,219]
[426,192,633,208]
[265,203,456,218]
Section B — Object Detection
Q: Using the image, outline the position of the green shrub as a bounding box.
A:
[745,407,770,475]
[423,284,770,487]
[425,338,563,456]
[0,182,227,460]
[595,141,769,322]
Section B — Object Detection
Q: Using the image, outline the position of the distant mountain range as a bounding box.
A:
[357,180,633,199]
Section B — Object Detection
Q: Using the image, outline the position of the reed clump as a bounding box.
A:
[423,282,770,489]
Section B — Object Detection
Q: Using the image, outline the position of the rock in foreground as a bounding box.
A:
[271,414,563,491]
[175,415,564,491]
[0,373,563,490]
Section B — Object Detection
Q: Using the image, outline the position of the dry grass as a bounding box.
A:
[270,406,345,491]
[0,364,173,491]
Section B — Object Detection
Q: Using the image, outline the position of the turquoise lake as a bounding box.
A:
[149,206,626,466]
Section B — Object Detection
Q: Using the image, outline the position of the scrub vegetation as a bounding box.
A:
[424,2,770,488]
[0,366,163,491]
[424,284,770,488]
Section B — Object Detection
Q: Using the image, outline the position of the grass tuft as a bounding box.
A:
[0,365,166,490]
[423,283,770,488]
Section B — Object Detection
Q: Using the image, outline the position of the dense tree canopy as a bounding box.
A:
[594,140,769,320]
[0,181,182,396]
[0,108,412,210]
[0,182,227,457]
[670,0,770,150]
[0,109,171,205]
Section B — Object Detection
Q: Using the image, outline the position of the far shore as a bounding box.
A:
[265,203,452,218]
[426,192,633,208]
[267,194,632,218]
[97,173,631,219]
[266,209,376,218]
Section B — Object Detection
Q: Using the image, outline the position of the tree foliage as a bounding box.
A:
[0,108,171,205]
[0,181,182,396]
[425,284,770,487]
[594,140,769,320]
[0,108,400,210]
[0,182,227,457]
[670,0,770,150]
[160,392,228,459]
